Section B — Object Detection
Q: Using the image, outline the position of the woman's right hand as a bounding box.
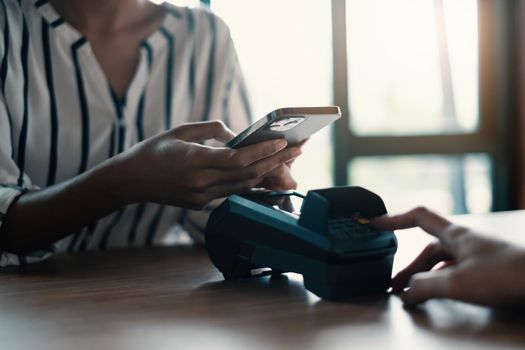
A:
[116,121,301,209]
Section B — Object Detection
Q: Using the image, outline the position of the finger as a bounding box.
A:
[295,138,309,148]
[202,148,301,187]
[401,269,455,305]
[438,224,477,258]
[372,208,469,258]
[204,139,289,169]
[285,139,308,167]
[258,164,297,191]
[391,241,454,293]
[173,121,236,143]
[371,206,452,239]
[284,145,305,167]
[245,147,302,179]
[229,140,294,168]
[435,260,458,270]
[206,149,301,195]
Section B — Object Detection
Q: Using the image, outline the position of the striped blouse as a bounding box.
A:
[0,0,252,266]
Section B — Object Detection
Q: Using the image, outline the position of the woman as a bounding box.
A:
[0,0,301,265]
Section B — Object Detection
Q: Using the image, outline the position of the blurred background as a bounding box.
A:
[158,0,525,216]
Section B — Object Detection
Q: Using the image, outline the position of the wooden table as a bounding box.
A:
[1,211,525,350]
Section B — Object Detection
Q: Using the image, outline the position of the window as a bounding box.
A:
[346,0,479,136]
[333,0,513,214]
[340,0,491,214]
[349,154,492,214]
[163,0,514,215]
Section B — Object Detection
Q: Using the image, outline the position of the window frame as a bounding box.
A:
[330,0,517,212]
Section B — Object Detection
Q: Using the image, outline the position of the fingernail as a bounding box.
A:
[274,139,288,150]
[390,284,403,295]
[400,290,417,307]
[291,148,302,157]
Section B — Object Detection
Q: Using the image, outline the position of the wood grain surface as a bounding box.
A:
[1,211,525,350]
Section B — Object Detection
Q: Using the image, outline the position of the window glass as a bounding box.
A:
[346,0,479,135]
[213,1,334,192]
[348,154,492,214]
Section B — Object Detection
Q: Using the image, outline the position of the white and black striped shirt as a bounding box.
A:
[0,0,252,266]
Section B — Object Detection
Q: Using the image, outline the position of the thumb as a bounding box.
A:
[401,269,454,305]
[172,121,236,143]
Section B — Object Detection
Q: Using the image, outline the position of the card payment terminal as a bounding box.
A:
[204,186,397,300]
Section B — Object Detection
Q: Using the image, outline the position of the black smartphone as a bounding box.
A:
[226,106,341,148]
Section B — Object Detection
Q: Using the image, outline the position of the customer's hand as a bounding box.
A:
[117,121,302,209]
[372,207,525,306]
